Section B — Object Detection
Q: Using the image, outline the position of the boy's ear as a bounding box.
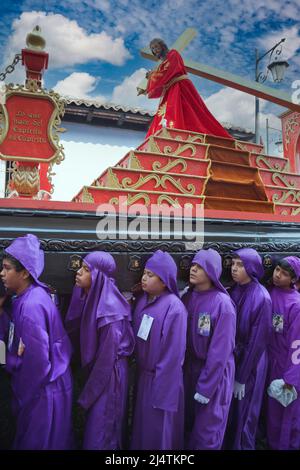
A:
[22,269,31,280]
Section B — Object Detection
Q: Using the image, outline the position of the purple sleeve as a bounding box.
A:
[152,304,187,412]
[236,296,272,384]
[283,306,300,390]
[78,323,119,410]
[5,352,22,372]
[13,314,51,408]
[196,304,236,399]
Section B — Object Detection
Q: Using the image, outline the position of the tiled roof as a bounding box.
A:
[63,97,254,135]
[63,97,155,117]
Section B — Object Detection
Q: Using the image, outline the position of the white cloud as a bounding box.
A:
[53,72,105,102]
[4,11,131,70]
[111,68,157,110]
[205,86,282,132]
[205,87,258,131]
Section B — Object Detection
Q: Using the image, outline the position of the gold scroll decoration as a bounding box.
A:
[163,143,196,157]
[152,158,187,173]
[110,193,151,206]
[121,173,195,195]
[255,155,290,172]
[272,189,300,204]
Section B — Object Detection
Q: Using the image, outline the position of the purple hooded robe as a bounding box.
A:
[225,248,272,450]
[65,251,135,450]
[1,234,73,450]
[266,256,300,449]
[183,249,236,449]
[131,250,187,450]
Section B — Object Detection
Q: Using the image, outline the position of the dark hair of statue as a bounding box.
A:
[149,38,168,54]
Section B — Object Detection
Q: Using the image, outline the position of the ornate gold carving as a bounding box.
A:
[121,173,195,195]
[159,128,171,139]
[236,142,247,151]
[152,158,187,173]
[157,195,181,207]
[46,161,55,194]
[25,79,40,92]
[281,206,300,217]
[157,103,167,117]
[11,164,40,197]
[127,193,150,206]
[146,136,162,154]
[110,193,150,206]
[272,173,296,188]
[255,155,290,172]
[163,143,196,157]
[284,113,300,148]
[272,189,300,204]
[81,187,94,203]
[122,173,160,190]
[94,179,104,187]
[175,134,204,144]
[161,175,195,194]
[106,168,122,189]
[292,207,300,216]
[0,83,65,166]
[280,209,289,216]
[129,151,142,170]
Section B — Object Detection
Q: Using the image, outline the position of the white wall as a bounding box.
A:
[51,122,146,201]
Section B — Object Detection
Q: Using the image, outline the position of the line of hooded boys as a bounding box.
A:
[0,235,300,450]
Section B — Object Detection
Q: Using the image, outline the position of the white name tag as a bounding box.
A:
[137,314,154,341]
[8,321,15,351]
[198,313,211,336]
[0,340,5,365]
[272,313,284,333]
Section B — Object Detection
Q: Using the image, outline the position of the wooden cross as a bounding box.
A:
[138,29,300,112]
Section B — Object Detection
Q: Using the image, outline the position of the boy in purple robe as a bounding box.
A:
[266,256,300,449]
[66,251,135,450]
[131,250,187,450]
[0,234,73,450]
[225,248,272,450]
[183,249,236,449]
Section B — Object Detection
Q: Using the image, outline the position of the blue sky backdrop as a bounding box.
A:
[0,0,299,141]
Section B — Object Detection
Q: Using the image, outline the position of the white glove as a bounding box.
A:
[0,340,5,365]
[267,379,298,407]
[194,392,210,404]
[233,381,245,400]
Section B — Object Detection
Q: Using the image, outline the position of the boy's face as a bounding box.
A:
[141,269,166,296]
[75,262,92,291]
[273,265,295,289]
[189,263,212,289]
[0,258,29,294]
[231,257,251,285]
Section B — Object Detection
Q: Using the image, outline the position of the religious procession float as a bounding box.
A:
[0,27,299,299]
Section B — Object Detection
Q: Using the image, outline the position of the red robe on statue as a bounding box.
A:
[146,49,232,139]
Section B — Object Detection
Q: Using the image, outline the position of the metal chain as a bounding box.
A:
[0,53,22,81]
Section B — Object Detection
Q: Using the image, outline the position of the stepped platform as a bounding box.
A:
[73,127,300,218]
